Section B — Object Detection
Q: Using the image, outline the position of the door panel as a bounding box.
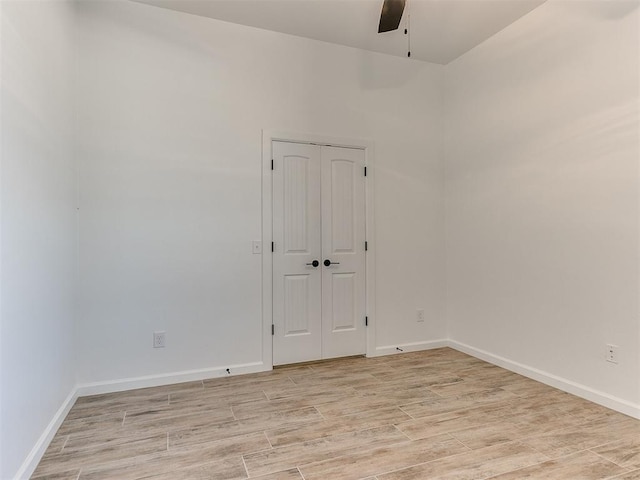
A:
[283,155,311,253]
[272,141,322,365]
[321,146,366,359]
[284,274,311,335]
[330,160,356,252]
[331,272,356,331]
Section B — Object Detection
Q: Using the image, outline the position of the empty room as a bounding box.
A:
[1,0,639,478]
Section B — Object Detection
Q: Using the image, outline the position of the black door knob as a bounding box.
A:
[306,260,320,267]
[324,259,340,267]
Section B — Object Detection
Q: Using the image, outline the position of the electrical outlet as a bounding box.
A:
[153,331,166,348]
[605,344,619,364]
[416,309,425,323]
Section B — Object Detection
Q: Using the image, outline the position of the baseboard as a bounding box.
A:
[14,388,78,480]
[448,340,640,420]
[76,361,268,397]
[371,339,449,357]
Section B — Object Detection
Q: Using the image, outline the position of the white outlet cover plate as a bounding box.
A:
[606,344,619,364]
[252,241,262,254]
[153,331,166,348]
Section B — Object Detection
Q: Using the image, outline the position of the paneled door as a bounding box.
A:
[272,141,366,365]
[272,142,322,365]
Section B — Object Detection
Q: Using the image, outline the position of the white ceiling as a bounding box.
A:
[132,0,547,64]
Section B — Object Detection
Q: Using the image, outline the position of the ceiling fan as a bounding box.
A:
[378,0,406,33]
[378,0,411,57]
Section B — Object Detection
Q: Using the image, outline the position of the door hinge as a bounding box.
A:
[365,316,368,327]
[271,159,274,170]
[365,241,368,251]
[271,324,275,335]
[271,242,274,252]
[364,166,367,177]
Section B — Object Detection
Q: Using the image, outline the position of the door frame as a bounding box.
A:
[261,130,376,369]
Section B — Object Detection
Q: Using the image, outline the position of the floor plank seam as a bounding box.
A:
[506,437,552,461]
[60,434,70,453]
[396,405,416,420]
[581,444,639,468]
[307,431,473,480]
[241,453,250,478]
[427,385,448,398]
[476,458,545,480]
[312,406,326,420]
[446,432,474,451]
[357,443,472,479]
[391,423,413,442]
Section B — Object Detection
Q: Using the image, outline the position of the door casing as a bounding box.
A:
[261,130,376,369]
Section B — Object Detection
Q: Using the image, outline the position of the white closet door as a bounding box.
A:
[320,146,366,359]
[272,141,322,365]
[272,141,366,365]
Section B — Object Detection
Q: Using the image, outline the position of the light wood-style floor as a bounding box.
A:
[33,348,640,480]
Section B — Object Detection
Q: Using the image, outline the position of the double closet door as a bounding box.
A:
[272,141,366,365]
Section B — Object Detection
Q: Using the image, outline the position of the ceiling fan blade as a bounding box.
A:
[378,0,406,33]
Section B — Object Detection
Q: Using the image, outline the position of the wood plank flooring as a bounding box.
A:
[32,348,640,479]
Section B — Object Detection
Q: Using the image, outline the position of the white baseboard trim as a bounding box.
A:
[448,340,640,420]
[14,388,78,480]
[76,361,268,397]
[371,339,449,357]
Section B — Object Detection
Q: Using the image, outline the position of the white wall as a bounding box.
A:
[76,0,445,385]
[445,0,640,408]
[4,0,637,473]
[0,1,78,478]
